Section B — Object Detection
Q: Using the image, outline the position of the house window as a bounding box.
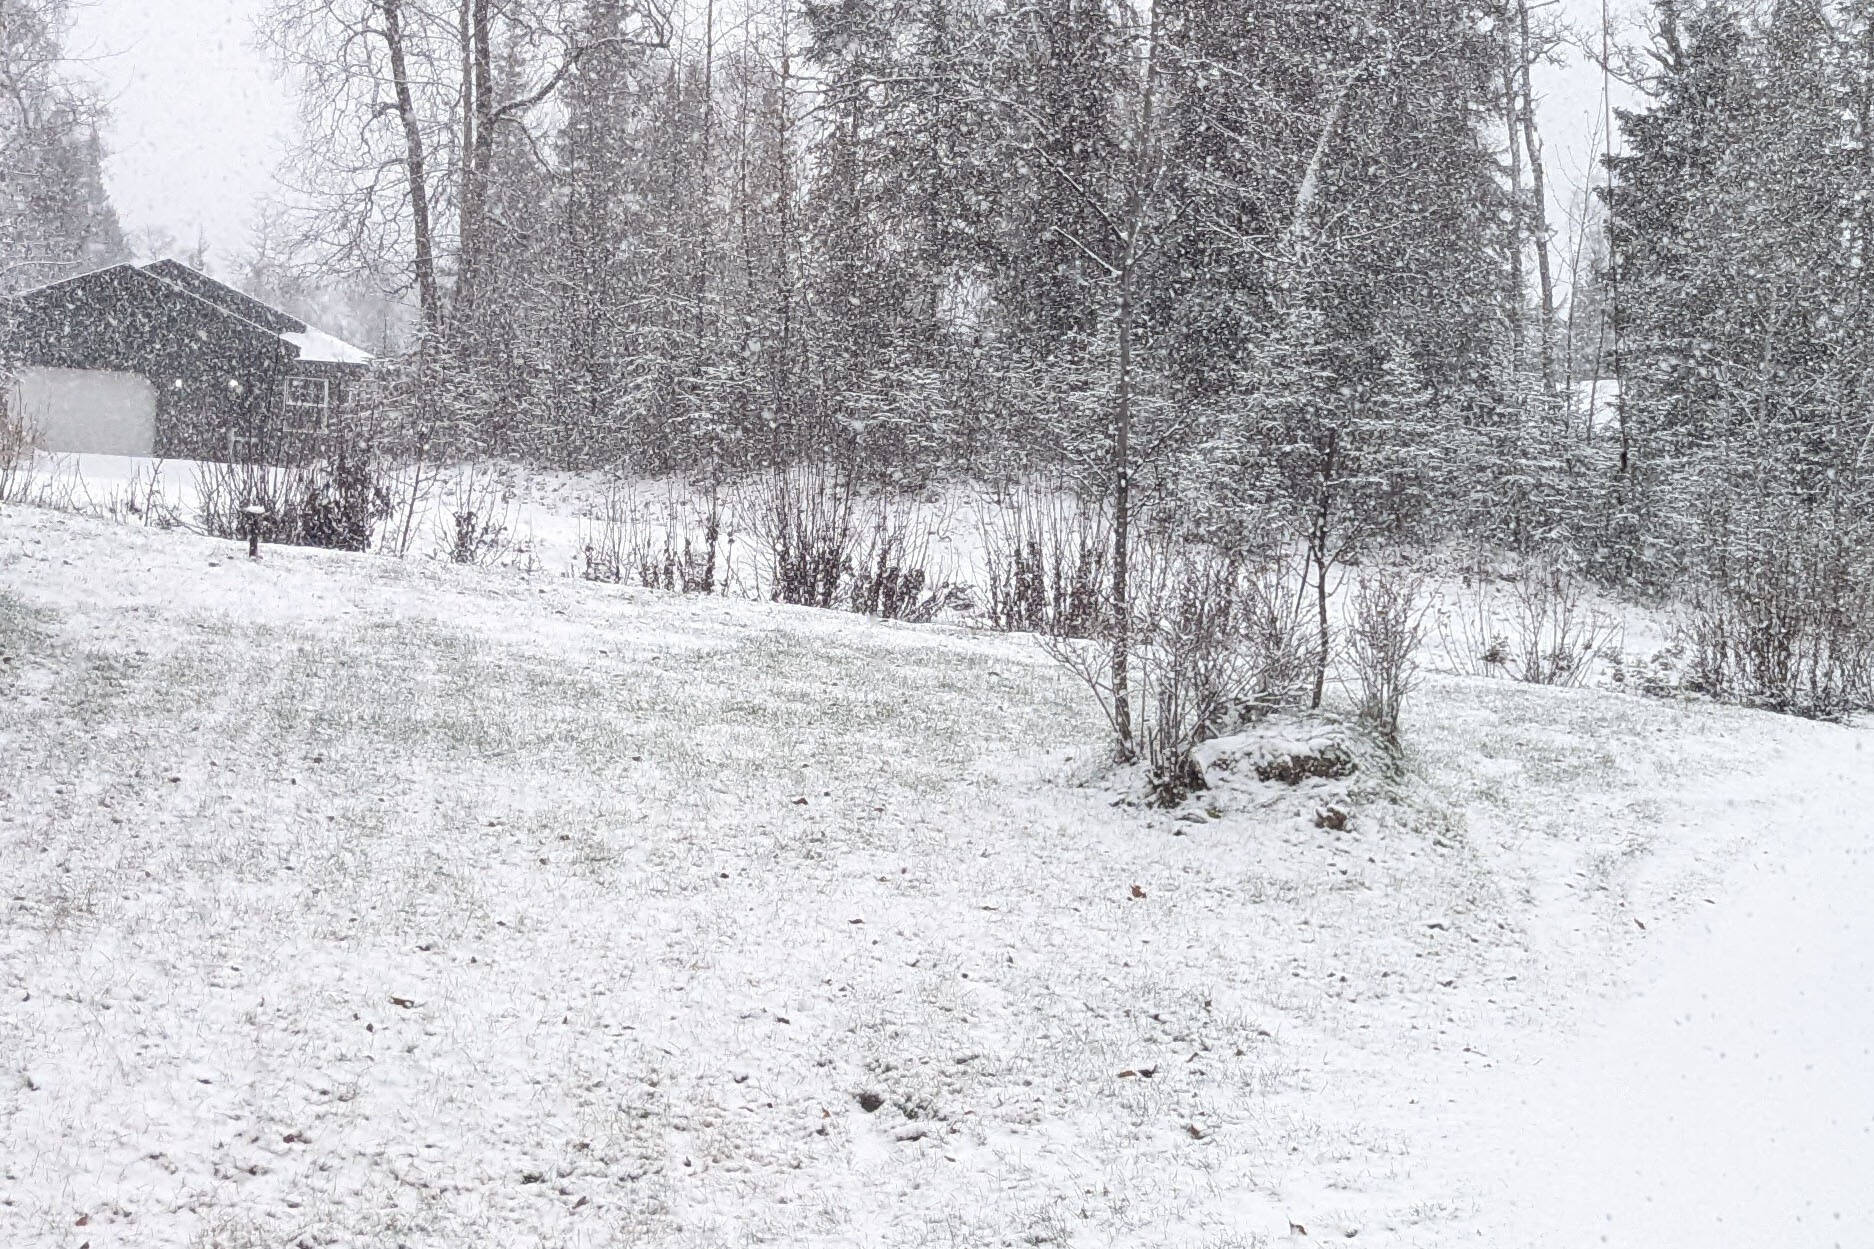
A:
[282,376,332,433]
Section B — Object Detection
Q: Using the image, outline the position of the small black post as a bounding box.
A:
[242,504,266,559]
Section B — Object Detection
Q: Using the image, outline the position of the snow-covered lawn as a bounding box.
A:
[1424,749,1874,1246]
[2,504,1868,1247]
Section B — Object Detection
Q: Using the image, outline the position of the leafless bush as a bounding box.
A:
[744,460,859,607]
[637,487,723,594]
[1679,525,1874,719]
[1043,538,1316,804]
[381,438,442,559]
[101,462,183,529]
[849,497,961,622]
[0,393,106,517]
[1343,565,1430,746]
[0,451,95,513]
[980,486,1111,637]
[435,465,513,565]
[578,487,635,584]
[580,484,727,594]
[0,386,33,505]
[196,450,392,553]
[1133,546,1261,798]
[1434,573,1511,677]
[1436,557,1619,687]
[196,460,297,540]
[1508,558,1622,686]
[1235,549,1317,717]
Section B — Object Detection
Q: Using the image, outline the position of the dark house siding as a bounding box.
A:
[1,263,369,461]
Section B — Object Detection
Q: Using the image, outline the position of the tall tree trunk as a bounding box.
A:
[381,0,439,336]
[1285,55,1356,715]
[777,33,795,424]
[1310,426,1338,710]
[1602,0,1631,484]
[456,0,495,318]
[1517,0,1557,393]
[1108,1,1162,763]
[1503,49,1526,370]
[696,0,716,348]
[460,0,475,206]
[1112,247,1134,758]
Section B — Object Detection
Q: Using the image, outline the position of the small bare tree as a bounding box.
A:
[1043,536,1314,804]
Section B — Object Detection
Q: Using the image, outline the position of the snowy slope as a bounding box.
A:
[1,504,1868,1248]
[1405,729,1874,1247]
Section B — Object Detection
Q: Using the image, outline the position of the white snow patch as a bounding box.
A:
[283,326,373,365]
[1402,720,1874,1246]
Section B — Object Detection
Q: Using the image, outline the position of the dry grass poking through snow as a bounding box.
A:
[0,506,1841,1248]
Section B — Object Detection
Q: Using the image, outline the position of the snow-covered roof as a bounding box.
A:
[8,260,373,370]
[284,327,373,366]
[141,261,373,368]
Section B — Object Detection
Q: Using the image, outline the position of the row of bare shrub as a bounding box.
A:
[741,465,966,622]
[193,437,562,568]
[1434,555,1623,688]
[580,463,964,623]
[580,486,727,594]
[979,486,1110,637]
[0,405,190,525]
[1426,516,1873,720]
[1678,510,1874,720]
[194,453,394,552]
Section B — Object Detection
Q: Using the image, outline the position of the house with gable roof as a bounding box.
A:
[1,259,373,461]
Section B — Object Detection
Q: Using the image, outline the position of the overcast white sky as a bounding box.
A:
[68,0,292,271]
[65,0,1644,279]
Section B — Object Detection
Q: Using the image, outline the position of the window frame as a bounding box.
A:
[281,375,333,434]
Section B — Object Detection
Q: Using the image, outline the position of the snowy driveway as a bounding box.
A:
[1428,725,1874,1247]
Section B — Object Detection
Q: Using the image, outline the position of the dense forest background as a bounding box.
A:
[218,0,1871,584]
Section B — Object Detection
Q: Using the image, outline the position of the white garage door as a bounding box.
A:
[15,367,158,456]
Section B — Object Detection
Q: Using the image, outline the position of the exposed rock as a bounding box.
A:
[1191,718,1359,789]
